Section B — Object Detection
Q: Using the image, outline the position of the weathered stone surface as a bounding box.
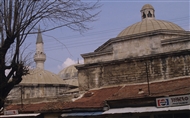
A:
[6,85,76,104]
[82,31,190,65]
[78,51,190,91]
[78,30,190,91]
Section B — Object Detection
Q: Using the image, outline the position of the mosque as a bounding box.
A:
[6,28,79,104]
[4,4,190,118]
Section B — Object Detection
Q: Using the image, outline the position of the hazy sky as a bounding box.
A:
[24,0,190,74]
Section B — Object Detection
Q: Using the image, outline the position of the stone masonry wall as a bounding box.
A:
[78,52,190,91]
[6,85,70,104]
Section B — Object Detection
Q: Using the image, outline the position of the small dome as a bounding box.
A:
[58,64,79,80]
[20,68,66,85]
[141,4,154,11]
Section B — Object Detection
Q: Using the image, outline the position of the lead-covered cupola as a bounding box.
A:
[141,4,155,20]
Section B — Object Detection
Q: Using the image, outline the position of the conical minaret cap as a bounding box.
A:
[36,26,43,44]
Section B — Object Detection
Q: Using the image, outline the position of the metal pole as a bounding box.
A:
[145,62,150,95]
[21,86,23,108]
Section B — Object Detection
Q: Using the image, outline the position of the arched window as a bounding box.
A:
[147,11,152,17]
[142,12,146,19]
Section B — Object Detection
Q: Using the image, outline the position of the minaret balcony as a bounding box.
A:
[34,53,46,61]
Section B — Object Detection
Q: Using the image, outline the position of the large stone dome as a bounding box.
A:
[117,19,184,37]
[20,68,66,85]
[117,4,184,37]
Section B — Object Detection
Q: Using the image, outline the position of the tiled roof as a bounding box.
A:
[5,77,190,113]
[6,86,121,112]
[6,102,80,113]
[74,86,121,108]
[108,77,190,100]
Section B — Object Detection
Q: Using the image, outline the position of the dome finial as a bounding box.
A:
[141,4,155,20]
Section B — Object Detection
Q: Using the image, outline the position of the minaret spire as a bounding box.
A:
[34,26,46,69]
[36,26,43,44]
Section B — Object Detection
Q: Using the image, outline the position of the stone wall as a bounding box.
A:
[6,85,74,104]
[83,31,190,65]
[78,51,190,91]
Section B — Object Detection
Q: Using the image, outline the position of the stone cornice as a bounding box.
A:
[81,49,113,58]
[16,83,78,87]
[161,35,190,45]
[76,49,190,69]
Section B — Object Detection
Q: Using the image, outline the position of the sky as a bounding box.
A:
[24,0,190,74]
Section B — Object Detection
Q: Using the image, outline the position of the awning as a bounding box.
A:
[61,112,103,117]
[103,105,190,114]
[0,113,41,117]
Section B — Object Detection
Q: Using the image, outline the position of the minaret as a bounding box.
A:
[34,27,46,69]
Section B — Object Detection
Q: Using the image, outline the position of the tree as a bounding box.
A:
[0,0,100,109]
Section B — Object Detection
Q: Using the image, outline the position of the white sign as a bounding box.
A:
[4,110,18,115]
[156,94,190,108]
